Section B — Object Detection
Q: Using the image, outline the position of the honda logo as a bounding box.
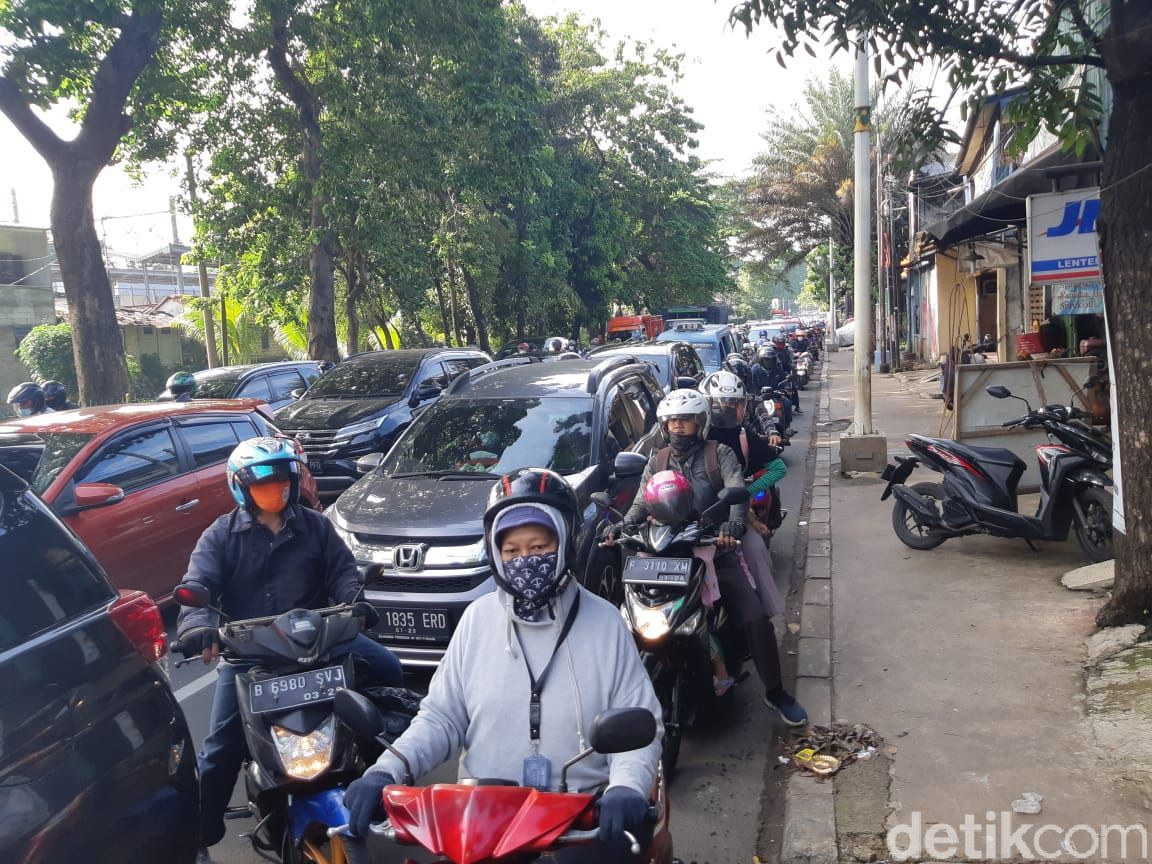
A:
[393,544,425,571]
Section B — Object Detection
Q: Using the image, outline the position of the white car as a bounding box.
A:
[836,318,855,347]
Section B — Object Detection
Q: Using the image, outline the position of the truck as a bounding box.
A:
[606,314,664,342]
[659,303,731,327]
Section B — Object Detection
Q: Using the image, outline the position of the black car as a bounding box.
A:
[177,360,323,411]
[586,339,705,392]
[0,465,199,863]
[274,347,491,498]
[326,356,665,667]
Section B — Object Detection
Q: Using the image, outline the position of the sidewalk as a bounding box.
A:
[783,349,1151,863]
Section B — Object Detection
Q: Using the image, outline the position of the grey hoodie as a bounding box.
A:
[368,579,663,797]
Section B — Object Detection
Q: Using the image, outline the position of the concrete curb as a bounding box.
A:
[781,356,839,864]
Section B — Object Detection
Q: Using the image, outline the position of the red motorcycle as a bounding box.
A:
[331,692,674,864]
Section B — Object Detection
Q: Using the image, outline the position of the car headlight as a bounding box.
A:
[336,415,387,439]
[272,715,335,780]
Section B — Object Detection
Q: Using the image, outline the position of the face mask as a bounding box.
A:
[249,480,291,513]
[502,552,561,620]
[669,432,698,451]
[16,407,33,417]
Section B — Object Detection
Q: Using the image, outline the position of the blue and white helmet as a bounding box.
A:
[226,437,303,508]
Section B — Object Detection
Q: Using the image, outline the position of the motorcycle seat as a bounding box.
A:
[908,435,1023,469]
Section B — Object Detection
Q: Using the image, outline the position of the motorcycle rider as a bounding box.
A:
[724,354,782,446]
[42,380,79,410]
[755,346,796,427]
[159,370,197,402]
[772,334,802,411]
[608,390,807,726]
[6,381,52,417]
[175,438,403,863]
[343,468,662,862]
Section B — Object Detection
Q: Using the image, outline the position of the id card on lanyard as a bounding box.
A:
[515,591,581,790]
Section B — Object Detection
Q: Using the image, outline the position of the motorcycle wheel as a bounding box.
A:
[1073,486,1113,563]
[891,482,948,550]
[287,825,374,864]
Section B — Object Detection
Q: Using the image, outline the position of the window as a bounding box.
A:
[0,253,25,286]
[179,421,241,468]
[80,427,179,491]
[0,487,114,651]
[307,355,418,398]
[465,357,489,369]
[268,371,306,402]
[301,365,321,384]
[604,388,643,458]
[231,418,261,441]
[141,326,154,335]
[236,375,272,401]
[441,359,473,380]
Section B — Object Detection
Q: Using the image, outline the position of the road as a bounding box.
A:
[164,383,816,864]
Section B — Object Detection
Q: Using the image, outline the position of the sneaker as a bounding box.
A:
[764,689,809,727]
[195,849,216,864]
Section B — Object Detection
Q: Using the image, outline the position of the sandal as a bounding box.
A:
[713,676,736,697]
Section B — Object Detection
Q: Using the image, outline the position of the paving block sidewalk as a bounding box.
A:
[782,349,1152,864]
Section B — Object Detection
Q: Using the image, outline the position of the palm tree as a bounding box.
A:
[177,297,268,366]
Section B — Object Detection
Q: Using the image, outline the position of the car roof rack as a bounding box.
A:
[447,355,542,394]
[586,355,636,393]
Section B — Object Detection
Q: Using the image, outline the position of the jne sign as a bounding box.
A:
[1027,188,1102,283]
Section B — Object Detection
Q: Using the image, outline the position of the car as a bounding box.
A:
[274,347,492,499]
[168,360,323,411]
[326,355,665,667]
[0,464,199,863]
[0,400,319,603]
[654,321,743,373]
[586,339,705,392]
[836,317,856,347]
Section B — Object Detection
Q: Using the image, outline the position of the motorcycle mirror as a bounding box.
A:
[173,582,211,609]
[590,707,658,754]
[590,492,613,510]
[613,451,647,479]
[985,385,1012,399]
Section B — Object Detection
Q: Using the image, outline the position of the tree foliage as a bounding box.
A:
[14,323,77,391]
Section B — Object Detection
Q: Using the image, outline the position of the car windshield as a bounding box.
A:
[385,397,594,476]
[600,350,668,380]
[192,368,245,398]
[0,432,94,494]
[306,355,418,398]
[691,343,720,368]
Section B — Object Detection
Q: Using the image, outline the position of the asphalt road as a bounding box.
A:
[164,382,816,864]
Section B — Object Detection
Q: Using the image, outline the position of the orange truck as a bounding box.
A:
[606,314,664,342]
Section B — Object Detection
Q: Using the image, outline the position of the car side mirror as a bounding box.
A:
[717,486,750,505]
[675,376,699,390]
[590,707,657,754]
[613,451,647,479]
[173,581,212,608]
[410,382,442,408]
[985,385,1011,399]
[290,388,305,399]
[334,689,385,739]
[355,453,384,475]
[72,482,125,512]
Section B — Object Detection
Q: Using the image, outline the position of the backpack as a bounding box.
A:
[654,440,725,496]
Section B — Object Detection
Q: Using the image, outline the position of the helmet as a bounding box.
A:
[700,370,747,429]
[479,430,501,450]
[544,337,565,353]
[724,354,753,385]
[757,345,778,370]
[42,380,69,410]
[517,342,531,353]
[643,469,695,526]
[483,468,582,603]
[226,437,303,509]
[656,388,710,441]
[166,371,196,396]
[7,381,46,415]
[772,333,787,348]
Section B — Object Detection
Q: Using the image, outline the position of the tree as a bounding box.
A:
[14,323,77,392]
[0,0,222,405]
[728,0,1152,626]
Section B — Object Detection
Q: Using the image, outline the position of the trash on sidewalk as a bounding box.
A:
[1011,792,1044,814]
[792,747,841,775]
[784,723,885,778]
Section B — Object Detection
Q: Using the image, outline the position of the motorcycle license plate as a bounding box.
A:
[249,665,345,714]
[374,607,452,643]
[623,556,691,586]
[880,458,917,501]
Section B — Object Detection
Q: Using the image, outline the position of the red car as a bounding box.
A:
[0,400,320,603]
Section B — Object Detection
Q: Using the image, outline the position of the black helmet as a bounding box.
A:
[7,381,45,415]
[42,380,69,410]
[757,345,778,370]
[166,371,196,396]
[725,354,753,385]
[483,468,582,594]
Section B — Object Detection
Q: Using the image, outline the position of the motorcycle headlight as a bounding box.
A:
[675,609,704,636]
[272,716,335,780]
[626,594,675,641]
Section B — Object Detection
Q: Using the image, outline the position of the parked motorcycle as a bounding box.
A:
[592,480,750,775]
[172,584,416,864]
[880,385,1113,562]
[331,694,674,863]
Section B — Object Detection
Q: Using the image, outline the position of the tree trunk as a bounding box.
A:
[344,269,360,357]
[50,164,130,404]
[1095,60,1152,628]
[434,279,452,346]
[447,264,463,346]
[460,267,491,354]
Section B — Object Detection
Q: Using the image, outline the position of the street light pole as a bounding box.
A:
[827,231,839,352]
[184,153,220,369]
[852,39,874,434]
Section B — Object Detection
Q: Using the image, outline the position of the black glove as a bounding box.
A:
[719,520,746,539]
[596,786,648,843]
[344,770,395,837]
[604,522,636,542]
[351,601,379,630]
[176,627,219,658]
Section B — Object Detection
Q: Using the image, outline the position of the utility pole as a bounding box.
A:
[184,153,220,368]
[169,196,186,299]
[827,232,839,352]
[10,189,18,224]
[875,136,888,372]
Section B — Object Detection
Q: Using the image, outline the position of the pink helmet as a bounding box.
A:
[643,469,695,525]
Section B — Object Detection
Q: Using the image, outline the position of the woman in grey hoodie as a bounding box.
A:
[343,468,663,862]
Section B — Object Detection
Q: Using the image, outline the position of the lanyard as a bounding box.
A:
[514,591,581,745]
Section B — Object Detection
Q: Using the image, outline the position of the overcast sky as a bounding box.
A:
[0,1,847,255]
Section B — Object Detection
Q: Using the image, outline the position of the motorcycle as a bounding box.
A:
[592,483,750,775]
[331,693,674,863]
[880,384,1114,562]
[172,584,417,864]
[794,352,813,390]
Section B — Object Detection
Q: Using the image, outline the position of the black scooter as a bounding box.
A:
[880,384,1113,562]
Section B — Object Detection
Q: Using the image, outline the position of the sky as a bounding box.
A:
[0,0,848,257]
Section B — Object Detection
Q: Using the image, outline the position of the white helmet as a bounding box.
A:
[700,370,747,429]
[544,337,565,353]
[656,388,711,440]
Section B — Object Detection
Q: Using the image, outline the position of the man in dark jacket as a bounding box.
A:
[176,438,402,862]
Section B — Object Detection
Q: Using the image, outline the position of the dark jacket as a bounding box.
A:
[709,425,780,474]
[176,504,363,635]
[624,440,747,528]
